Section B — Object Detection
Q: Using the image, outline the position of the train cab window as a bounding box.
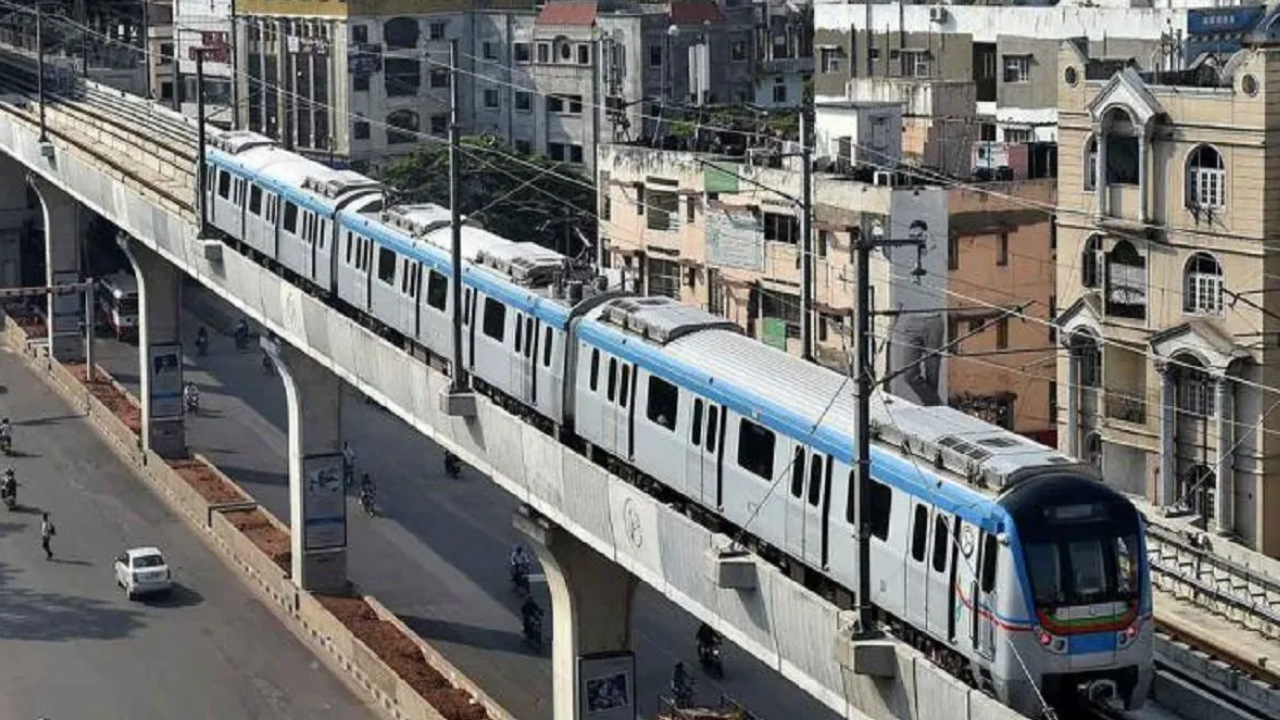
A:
[790,448,805,498]
[980,533,998,593]
[646,376,678,431]
[426,269,447,310]
[911,505,929,562]
[217,170,231,199]
[737,419,776,480]
[808,454,824,507]
[543,327,553,367]
[377,247,396,285]
[619,365,631,408]
[706,406,719,453]
[482,298,506,340]
[249,185,263,215]
[283,202,299,234]
[691,399,704,446]
[607,358,618,401]
[589,348,600,392]
[932,514,949,572]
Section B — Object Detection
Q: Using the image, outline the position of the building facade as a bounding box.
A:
[1053,41,1280,556]
[597,142,1058,438]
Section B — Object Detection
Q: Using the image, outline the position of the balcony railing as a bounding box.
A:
[1105,393,1147,425]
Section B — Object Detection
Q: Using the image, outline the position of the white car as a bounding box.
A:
[114,546,173,599]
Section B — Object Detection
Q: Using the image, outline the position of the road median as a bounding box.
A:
[0,307,516,720]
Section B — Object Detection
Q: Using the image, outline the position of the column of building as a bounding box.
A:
[1213,374,1234,534]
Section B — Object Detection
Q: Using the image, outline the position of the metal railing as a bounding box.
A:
[1146,523,1280,639]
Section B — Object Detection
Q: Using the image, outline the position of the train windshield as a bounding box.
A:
[1024,532,1141,608]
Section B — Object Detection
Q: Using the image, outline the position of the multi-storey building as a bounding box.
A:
[597,141,1058,438]
[752,0,813,108]
[230,1,765,170]
[174,0,233,121]
[1053,40,1280,556]
[812,1,1280,177]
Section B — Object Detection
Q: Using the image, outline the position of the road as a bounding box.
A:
[94,308,840,720]
[0,351,374,720]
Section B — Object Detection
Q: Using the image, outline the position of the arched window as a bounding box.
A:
[1183,252,1223,315]
[1084,134,1097,191]
[1186,145,1226,209]
[1070,331,1102,389]
[386,109,419,145]
[1082,234,1102,289]
[1105,240,1146,319]
[1174,354,1214,418]
[383,17,419,50]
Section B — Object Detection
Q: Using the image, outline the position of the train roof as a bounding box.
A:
[209,141,381,216]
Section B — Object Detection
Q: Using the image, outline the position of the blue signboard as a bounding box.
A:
[1186,6,1264,35]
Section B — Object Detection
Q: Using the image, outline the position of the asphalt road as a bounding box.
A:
[94,310,840,720]
[0,351,374,720]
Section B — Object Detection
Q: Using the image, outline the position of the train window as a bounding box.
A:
[400,259,410,294]
[345,232,353,265]
[249,185,263,215]
[482,298,506,340]
[589,348,600,392]
[870,481,892,539]
[426,269,447,310]
[646,376,678,431]
[620,365,631,408]
[414,265,423,297]
[318,221,328,250]
[283,202,299,234]
[911,505,929,562]
[217,171,231,199]
[514,315,523,352]
[736,419,776,481]
[607,358,617,401]
[543,327,553,367]
[377,247,396,285]
[525,318,534,359]
[691,399,704,446]
[932,515,949,572]
[790,448,805,498]
[808,454,823,507]
[980,533,998,593]
[706,406,719,453]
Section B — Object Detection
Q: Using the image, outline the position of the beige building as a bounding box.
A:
[1054,42,1280,556]
[598,142,1057,438]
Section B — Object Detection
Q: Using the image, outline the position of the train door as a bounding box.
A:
[617,361,634,460]
[973,531,998,660]
[802,452,831,569]
[511,310,526,395]
[685,398,705,500]
[926,510,953,638]
[905,503,930,628]
[601,356,618,453]
[523,316,538,407]
[784,446,807,559]
[463,286,477,371]
[704,403,725,508]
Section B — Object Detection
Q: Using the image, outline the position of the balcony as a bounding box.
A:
[1107,185,1141,221]
[760,56,813,76]
[1105,393,1147,425]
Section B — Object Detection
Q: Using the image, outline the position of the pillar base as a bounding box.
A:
[299,548,347,594]
[147,417,187,459]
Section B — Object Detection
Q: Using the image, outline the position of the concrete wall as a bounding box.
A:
[0,89,1028,720]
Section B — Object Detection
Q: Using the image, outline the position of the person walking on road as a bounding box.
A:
[40,511,55,560]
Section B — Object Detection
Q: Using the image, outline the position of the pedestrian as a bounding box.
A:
[40,511,55,561]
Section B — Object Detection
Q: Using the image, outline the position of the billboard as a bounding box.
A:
[302,456,347,551]
[578,651,635,720]
[148,342,185,419]
[884,188,949,406]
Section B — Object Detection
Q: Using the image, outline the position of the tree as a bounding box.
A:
[377,135,597,256]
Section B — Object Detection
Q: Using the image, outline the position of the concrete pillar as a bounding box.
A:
[1137,127,1149,223]
[0,156,29,288]
[261,335,348,593]
[1157,360,1177,507]
[1213,375,1234,534]
[119,235,186,458]
[1066,352,1080,458]
[28,175,85,361]
[515,508,639,720]
[1095,128,1108,219]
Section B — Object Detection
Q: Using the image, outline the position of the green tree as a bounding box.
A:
[377,135,597,255]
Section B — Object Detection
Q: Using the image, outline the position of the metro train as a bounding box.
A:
[201,130,1153,716]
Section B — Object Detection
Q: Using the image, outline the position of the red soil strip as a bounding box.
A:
[170,459,246,504]
[318,595,489,720]
[224,508,291,571]
[65,362,143,434]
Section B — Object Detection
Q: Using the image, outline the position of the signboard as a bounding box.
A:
[1186,6,1263,35]
[761,317,788,350]
[148,342,184,419]
[706,206,763,271]
[884,188,949,407]
[302,456,347,551]
[703,162,740,193]
[578,651,635,720]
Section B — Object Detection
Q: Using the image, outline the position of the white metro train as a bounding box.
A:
[201,130,1153,716]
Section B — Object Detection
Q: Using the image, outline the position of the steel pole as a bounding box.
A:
[195,49,208,236]
[36,1,46,142]
[230,0,240,129]
[448,39,466,392]
[84,280,94,382]
[800,107,814,362]
[142,0,152,99]
[853,233,874,633]
[592,35,603,270]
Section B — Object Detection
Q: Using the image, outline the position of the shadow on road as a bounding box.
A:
[0,561,146,641]
[0,520,27,537]
[400,614,540,657]
[15,413,83,427]
[142,582,204,609]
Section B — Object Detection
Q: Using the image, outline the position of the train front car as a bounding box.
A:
[998,475,1154,715]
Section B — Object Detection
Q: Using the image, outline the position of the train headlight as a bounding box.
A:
[1035,626,1068,655]
[1117,622,1139,649]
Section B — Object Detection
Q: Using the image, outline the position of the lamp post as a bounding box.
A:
[35,0,46,142]
[194,47,209,237]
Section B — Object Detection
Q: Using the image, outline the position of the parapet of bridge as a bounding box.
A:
[0,77,1028,720]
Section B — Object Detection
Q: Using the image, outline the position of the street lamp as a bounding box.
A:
[194,46,209,237]
[35,0,46,142]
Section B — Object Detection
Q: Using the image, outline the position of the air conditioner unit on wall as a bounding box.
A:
[929,7,947,23]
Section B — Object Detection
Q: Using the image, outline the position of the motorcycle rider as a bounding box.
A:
[2,467,15,504]
[0,416,11,452]
[184,381,200,411]
[510,543,531,589]
[195,326,209,354]
[520,595,543,638]
[671,662,694,708]
[443,451,461,476]
[695,622,720,659]
[342,441,356,487]
[235,318,250,349]
[359,473,376,514]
